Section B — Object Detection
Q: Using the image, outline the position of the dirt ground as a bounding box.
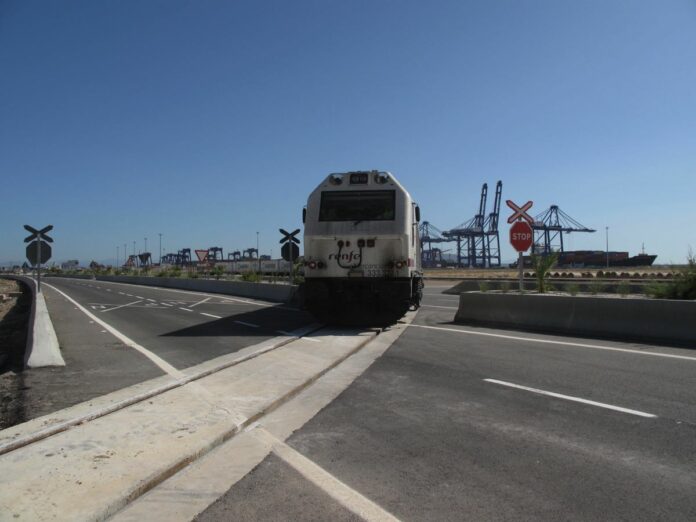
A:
[0,279,29,371]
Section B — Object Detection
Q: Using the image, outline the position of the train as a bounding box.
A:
[213,259,293,274]
[302,170,424,325]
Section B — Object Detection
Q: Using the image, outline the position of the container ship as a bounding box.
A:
[513,251,657,269]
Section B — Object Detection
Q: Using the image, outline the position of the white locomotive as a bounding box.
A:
[303,170,423,325]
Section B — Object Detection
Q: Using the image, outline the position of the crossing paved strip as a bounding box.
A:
[484,378,657,418]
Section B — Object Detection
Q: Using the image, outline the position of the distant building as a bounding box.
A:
[61,260,79,270]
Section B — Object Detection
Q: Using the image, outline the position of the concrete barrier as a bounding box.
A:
[443,279,650,295]
[95,276,298,303]
[454,292,696,347]
[0,275,65,368]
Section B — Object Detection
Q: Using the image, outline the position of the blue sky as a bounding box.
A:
[1,0,695,266]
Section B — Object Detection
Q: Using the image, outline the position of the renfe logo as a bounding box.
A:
[329,251,361,262]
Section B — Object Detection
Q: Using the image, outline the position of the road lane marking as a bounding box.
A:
[41,282,183,378]
[94,280,274,307]
[235,320,260,328]
[146,298,156,302]
[484,378,657,418]
[101,300,143,313]
[200,313,222,319]
[409,324,696,362]
[277,330,321,342]
[135,295,144,299]
[179,307,194,312]
[421,304,458,310]
[118,292,125,295]
[189,297,211,308]
[161,302,173,307]
[253,428,401,522]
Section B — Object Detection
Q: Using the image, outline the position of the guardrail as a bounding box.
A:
[454,292,696,347]
[0,275,64,368]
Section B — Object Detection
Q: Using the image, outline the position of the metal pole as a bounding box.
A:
[116,246,119,269]
[605,226,609,268]
[37,240,42,293]
[518,251,523,293]
[289,244,293,286]
[256,232,260,273]
[144,237,148,253]
[158,233,162,265]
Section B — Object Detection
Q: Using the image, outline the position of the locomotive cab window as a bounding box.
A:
[319,190,396,222]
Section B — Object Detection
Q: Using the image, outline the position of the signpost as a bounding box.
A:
[279,228,301,285]
[505,201,534,292]
[24,225,54,292]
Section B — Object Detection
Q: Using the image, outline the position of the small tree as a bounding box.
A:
[531,252,559,293]
[212,265,225,280]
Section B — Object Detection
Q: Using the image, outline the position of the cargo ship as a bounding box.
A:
[512,250,657,269]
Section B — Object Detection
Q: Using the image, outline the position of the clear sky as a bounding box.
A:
[1,0,695,266]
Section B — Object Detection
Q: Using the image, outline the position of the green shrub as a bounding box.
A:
[500,281,511,293]
[565,283,580,296]
[647,251,696,300]
[241,271,261,282]
[478,281,490,292]
[531,252,559,293]
[588,281,604,295]
[616,280,630,297]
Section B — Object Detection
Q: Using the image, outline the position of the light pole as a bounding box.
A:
[158,233,162,265]
[124,243,127,266]
[605,226,609,268]
[144,237,148,253]
[256,231,260,272]
[116,246,119,269]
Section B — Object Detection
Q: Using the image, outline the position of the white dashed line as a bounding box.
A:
[179,307,194,312]
[235,320,260,328]
[200,313,222,319]
[147,298,156,302]
[135,296,144,299]
[161,303,173,307]
[484,378,657,418]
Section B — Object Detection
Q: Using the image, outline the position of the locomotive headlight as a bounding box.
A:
[395,261,404,269]
[374,172,390,184]
[329,174,343,185]
[308,261,317,269]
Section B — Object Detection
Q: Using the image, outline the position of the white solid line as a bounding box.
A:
[235,320,260,328]
[189,297,211,308]
[41,282,183,378]
[101,300,143,313]
[179,307,194,312]
[420,304,458,310]
[484,379,657,418]
[409,324,696,362]
[254,428,401,522]
[200,312,222,319]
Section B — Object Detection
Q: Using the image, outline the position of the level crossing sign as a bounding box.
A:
[279,228,300,263]
[24,224,54,292]
[506,200,534,224]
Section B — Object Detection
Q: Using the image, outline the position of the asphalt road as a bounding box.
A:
[200,282,696,521]
[1,277,314,426]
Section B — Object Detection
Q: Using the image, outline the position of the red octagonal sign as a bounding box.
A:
[510,221,533,252]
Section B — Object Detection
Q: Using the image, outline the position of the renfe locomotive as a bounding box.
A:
[303,170,423,325]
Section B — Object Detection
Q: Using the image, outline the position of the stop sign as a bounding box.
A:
[509,221,533,252]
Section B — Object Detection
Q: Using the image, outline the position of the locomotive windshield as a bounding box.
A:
[319,190,396,222]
